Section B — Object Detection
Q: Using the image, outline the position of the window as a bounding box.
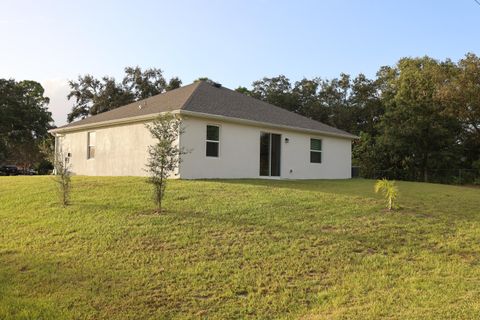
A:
[206,125,219,157]
[87,132,96,159]
[310,138,322,163]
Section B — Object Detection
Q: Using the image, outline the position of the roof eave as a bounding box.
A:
[179,110,358,140]
[48,110,182,134]
[48,109,358,140]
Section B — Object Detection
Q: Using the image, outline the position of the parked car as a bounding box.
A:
[22,168,37,175]
[0,165,20,176]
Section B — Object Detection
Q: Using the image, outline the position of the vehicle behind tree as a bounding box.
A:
[0,165,20,176]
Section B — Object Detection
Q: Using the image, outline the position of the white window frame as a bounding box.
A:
[87,131,96,160]
[259,131,282,177]
[206,124,220,158]
[310,138,322,164]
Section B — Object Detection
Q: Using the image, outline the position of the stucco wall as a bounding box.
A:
[57,116,352,179]
[57,122,158,176]
[179,116,352,179]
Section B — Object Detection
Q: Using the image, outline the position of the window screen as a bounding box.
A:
[206,125,219,157]
[88,132,96,159]
[310,138,322,163]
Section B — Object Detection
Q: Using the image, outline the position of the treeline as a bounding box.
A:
[2,55,479,182]
[236,54,480,183]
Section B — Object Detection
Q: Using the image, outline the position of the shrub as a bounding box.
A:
[36,159,54,175]
[374,178,399,211]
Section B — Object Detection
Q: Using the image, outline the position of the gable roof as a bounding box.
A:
[52,81,357,139]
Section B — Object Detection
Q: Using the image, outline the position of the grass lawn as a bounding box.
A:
[1,177,480,319]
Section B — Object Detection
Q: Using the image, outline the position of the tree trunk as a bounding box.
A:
[423,153,429,182]
[158,168,164,214]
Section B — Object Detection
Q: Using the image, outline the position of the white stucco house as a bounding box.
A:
[50,80,357,179]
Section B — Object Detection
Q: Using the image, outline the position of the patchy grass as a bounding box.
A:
[0,176,479,319]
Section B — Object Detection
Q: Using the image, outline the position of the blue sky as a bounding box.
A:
[1,0,479,125]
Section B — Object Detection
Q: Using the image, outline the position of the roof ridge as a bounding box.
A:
[179,81,204,110]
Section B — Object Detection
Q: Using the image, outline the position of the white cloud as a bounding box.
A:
[41,79,72,127]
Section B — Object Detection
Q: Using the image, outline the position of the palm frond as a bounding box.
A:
[374,178,399,211]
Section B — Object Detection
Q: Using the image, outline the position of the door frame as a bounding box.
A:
[259,131,281,177]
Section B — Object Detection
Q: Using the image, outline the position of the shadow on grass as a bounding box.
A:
[0,254,68,319]
[181,178,480,224]
[192,178,379,199]
[197,177,478,201]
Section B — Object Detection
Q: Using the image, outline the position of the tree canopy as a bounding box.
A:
[67,67,182,122]
[0,79,53,167]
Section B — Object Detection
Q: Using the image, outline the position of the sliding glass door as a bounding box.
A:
[259,132,281,177]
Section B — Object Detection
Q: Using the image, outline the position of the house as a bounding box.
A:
[50,80,357,179]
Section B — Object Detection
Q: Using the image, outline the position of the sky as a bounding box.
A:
[1,0,480,126]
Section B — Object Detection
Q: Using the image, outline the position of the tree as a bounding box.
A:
[37,136,55,174]
[349,74,383,136]
[67,75,133,122]
[145,114,186,213]
[291,78,326,121]
[166,77,182,91]
[443,53,480,138]
[67,67,182,122]
[123,67,179,100]
[316,73,352,131]
[246,74,383,136]
[235,86,251,95]
[53,149,72,207]
[439,53,480,168]
[0,79,53,167]
[194,77,214,82]
[376,57,461,182]
[250,75,299,112]
[352,132,389,178]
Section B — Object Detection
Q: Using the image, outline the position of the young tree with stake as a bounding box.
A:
[54,149,72,207]
[146,113,186,213]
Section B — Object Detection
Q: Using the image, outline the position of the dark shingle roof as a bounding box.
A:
[55,82,200,129]
[54,81,356,139]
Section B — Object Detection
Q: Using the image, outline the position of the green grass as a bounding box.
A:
[1,177,480,319]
